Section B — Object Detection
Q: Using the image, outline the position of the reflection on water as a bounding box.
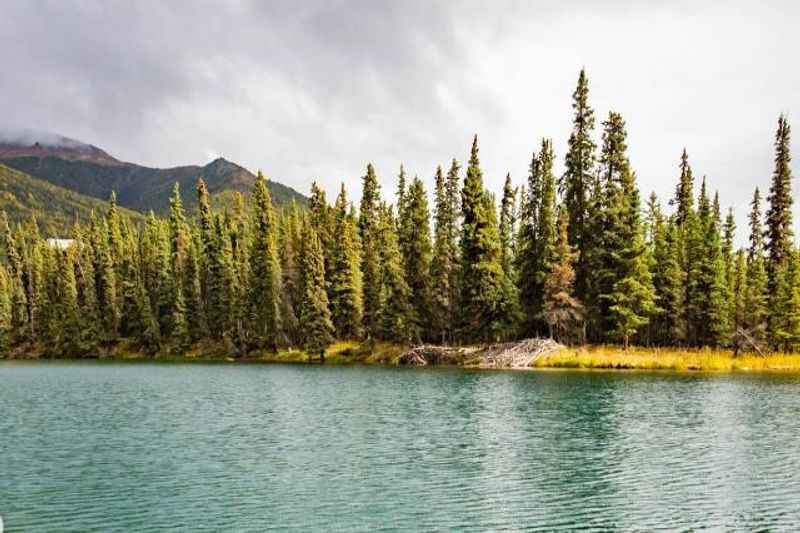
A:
[1,363,800,531]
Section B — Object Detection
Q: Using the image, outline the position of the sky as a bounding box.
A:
[1,0,798,240]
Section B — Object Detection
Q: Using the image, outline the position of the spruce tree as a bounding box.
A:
[0,265,11,354]
[278,201,303,346]
[765,115,794,344]
[592,112,656,347]
[459,136,506,341]
[329,184,364,339]
[773,248,800,351]
[430,165,458,343]
[308,182,335,282]
[743,188,768,345]
[298,220,334,358]
[673,148,695,227]
[692,179,730,347]
[359,163,383,338]
[647,195,685,344]
[248,172,282,351]
[377,204,413,342]
[402,177,433,341]
[561,69,596,303]
[516,150,541,335]
[55,248,84,357]
[183,234,207,342]
[73,226,100,352]
[542,211,583,342]
[133,274,161,354]
[499,173,517,277]
[89,214,119,342]
[731,249,748,350]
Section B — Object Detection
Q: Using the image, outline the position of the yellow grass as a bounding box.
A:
[534,345,800,372]
[255,340,406,365]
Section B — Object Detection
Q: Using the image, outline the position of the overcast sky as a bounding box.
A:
[1,0,798,239]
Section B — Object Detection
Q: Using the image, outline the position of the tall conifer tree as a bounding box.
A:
[298,220,334,358]
[561,69,596,302]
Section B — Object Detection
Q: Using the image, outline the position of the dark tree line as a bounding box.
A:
[1,70,798,357]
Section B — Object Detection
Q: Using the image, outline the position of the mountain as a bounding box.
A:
[0,134,308,214]
[0,163,143,236]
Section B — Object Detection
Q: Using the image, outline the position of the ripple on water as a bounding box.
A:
[1,364,800,531]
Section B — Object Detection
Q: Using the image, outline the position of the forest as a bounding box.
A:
[0,70,797,359]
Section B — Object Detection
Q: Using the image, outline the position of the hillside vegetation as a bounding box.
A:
[1,155,306,214]
[0,163,142,236]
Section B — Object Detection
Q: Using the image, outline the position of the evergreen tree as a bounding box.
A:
[692,179,731,347]
[73,226,100,351]
[673,148,695,227]
[308,182,335,282]
[89,214,119,341]
[248,172,282,351]
[516,150,542,335]
[561,68,596,302]
[278,201,303,345]
[773,248,800,351]
[377,204,413,342]
[743,188,768,345]
[459,136,506,341]
[0,265,11,354]
[430,164,459,343]
[402,177,433,341]
[329,184,364,339]
[765,115,794,344]
[359,163,383,338]
[183,234,207,342]
[542,211,584,342]
[298,220,334,358]
[55,248,84,357]
[171,284,190,352]
[731,249,748,350]
[592,112,656,347]
[499,173,517,277]
[133,274,161,354]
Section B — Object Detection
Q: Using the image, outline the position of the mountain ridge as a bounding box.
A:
[0,163,144,236]
[0,133,308,213]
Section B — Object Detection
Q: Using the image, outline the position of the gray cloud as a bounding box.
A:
[1,0,798,242]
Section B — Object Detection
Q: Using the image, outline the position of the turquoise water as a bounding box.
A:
[2,363,800,531]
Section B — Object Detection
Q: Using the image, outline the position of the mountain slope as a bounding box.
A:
[0,163,143,236]
[0,135,308,213]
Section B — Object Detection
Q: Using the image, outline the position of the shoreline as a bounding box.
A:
[3,340,800,373]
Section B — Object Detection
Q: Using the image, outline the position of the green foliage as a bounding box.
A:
[430,163,460,343]
[589,112,656,347]
[542,211,583,342]
[1,155,306,215]
[329,185,364,339]
[0,163,144,236]
[561,68,596,303]
[359,163,383,338]
[376,204,412,342]
[459,136,507,342]
[298,220,334,356]
[0,265,11,354]
[2,76,799,358]
[248,172,282,351]
[401,177,433,341]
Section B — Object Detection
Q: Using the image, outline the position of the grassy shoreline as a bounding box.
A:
[4,340,800,372]
[534,345,800,372]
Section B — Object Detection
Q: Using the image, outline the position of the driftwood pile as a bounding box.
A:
[478,338,563,368]
[399,338,564,369]
[399,345,472,366]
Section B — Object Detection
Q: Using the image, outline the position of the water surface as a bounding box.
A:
[2,362,800,531]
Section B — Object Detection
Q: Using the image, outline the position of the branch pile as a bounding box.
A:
[399,338,564,368]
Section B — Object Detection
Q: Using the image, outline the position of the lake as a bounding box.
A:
[2,362,800,531]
